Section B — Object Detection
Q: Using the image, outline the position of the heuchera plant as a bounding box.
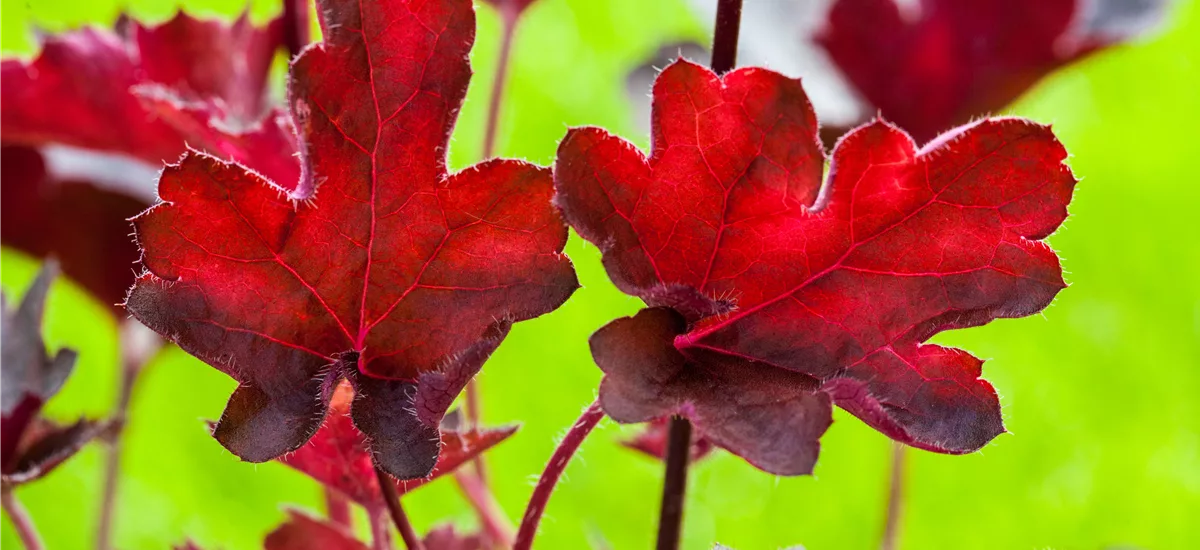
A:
[6,0,1164,547]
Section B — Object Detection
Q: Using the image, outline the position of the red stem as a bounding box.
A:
[375,466,425,550]
[368,505,393,550]
[2,490,43,550]
[325,488,352,528]
[655,416,692,550]
[709,0,744,75]
[481,7,519,159]
[97,323,159,550]
[881,442,908,550]
[454,470,515,546]
[513,400,605,550]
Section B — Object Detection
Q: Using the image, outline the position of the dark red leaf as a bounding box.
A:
[423,524,484,550]
[0,11,283,162]
[592,308,831,475]
[278,383,517,506]
[816,0,1164,143]
[1,417,111,488]
[622,416,715,463]
[126,0,577,478]
[0,146,149,309]
[1,262,78,470]
[555,60,1075,471]
[264,510,368,550]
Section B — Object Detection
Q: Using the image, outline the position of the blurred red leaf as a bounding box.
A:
[1,417,111,489]
[423,524,484,550]
[622,416,714,463]
[816,0,1163,143]
[555,59,1075,474]
[0,12,298,308]
[279,384,516,506]
[125,0,577,478]
[264,510,368,550]
[1,11,284,162]
[0,146,149,308]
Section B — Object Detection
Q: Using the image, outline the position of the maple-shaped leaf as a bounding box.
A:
[125,0,578,478]
[555,59,1075,474]
[1,11,284,161]
[0,146,149,308]
[816,0,1164,143]
[264,510,368,550]
[279,383,517,505]
[622,415,715,463]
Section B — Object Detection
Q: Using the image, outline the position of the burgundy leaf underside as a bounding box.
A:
[555,59,1075,473]
[126,0,577,478]
[817,0,1125,143]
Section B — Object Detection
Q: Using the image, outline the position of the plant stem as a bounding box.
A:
[282,0,310,58]
[880,442,908,550]
[709,0,744,75]
[513,400,605,550]
[97,323,159,550]
[454,470,515,547]
[655,416,692,550]
[368,505,393,550]
[375,466,425,550]
[1,490,43,550]
[481,6,520,159]
[325,488,352,528]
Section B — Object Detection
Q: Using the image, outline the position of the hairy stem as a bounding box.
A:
[709,0,744,75]
[881,442,908,550]
[282,0,310,58]
[655,416,692,550]
[325,488,352,528]
[375,466,425,550]
[482,6,520,159]
[2,490,43,550]
[513,400,605,550]
[454,470,515,547]
[97,323,159,550]
[368,505,393,550]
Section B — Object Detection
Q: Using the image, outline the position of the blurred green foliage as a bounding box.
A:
[2,0,1198,548]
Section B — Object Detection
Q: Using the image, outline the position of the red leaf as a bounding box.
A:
[1,12,284,163]
[1,262,78,470]
[816,0,1162,143]
[264,510,369,550]
[126,0,578,478]
[555,60,1075,472]
[279,384,517,506]
[622,416,715,463]
[0,146,149,308]
[423,524,485,550]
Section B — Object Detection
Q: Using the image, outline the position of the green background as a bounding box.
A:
[2,0,1198,548]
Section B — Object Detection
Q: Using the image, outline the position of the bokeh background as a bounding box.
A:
[2,0,1198,548]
